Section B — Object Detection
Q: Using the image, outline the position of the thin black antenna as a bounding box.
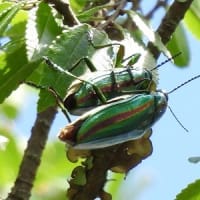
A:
[151,52,182,71]
[168,74,200,94]
[168,105,189,132]
[166,74,200,132]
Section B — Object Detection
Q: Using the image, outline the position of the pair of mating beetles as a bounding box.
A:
[43,45,199,150]
[44,53,179,150]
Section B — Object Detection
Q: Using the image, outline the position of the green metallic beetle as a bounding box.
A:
[59,90,167,149]
[58,74,200,149]
[43,36,180,117]
[64,67,156,115]
[44,57,156,115]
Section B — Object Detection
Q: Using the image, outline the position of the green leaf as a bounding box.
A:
[126,10,171,58]
[0,101,19,119]
[175,179,200,200]
[35,141,75,183]
[37,2,62,44]
[37,24,91,111]
[77,4,110,22]
[70,166,87,186]
[0,2,23,35]
[1,37,24,54]
[184,0,200,40]
[167,23,190,67]
[106,173,124,199]
[69,0,88,13]
[26,2,62,60]
[5,10,28,39]
[0,128,22,183]
[0,43,41,103]
[32,140,77,199]
[0,2,13,13]
[45,24,92,68]
[0,135,8,150]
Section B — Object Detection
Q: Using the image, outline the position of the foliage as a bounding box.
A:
[175,179,200,200]
[0,0,200,199]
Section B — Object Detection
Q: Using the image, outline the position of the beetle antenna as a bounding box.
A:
[166,74,200,132]
[151,52,181,71]
[168,74,200,94]
[168,105,189,132]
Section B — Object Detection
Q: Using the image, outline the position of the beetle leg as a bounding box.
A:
[68,57,97,72]
[44,57,108,104]
[87,31,121,50]
[123,53,141,66]
[110,70,119,92]
[24,81,72,122]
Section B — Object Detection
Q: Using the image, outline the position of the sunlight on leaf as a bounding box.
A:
[0,2,23,35]
[167,23,190,67]
[77,4,111,22]
[127,10,171,58]
[184,0,200,40]
[26,2,62,61]
[175,179,200,200]
[0,135,8,150]
[26,7,38,60]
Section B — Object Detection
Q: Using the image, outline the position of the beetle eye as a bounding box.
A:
[64,94,77,110]
[156,89,168,101]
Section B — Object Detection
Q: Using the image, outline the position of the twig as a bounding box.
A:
[97,0,127,29]
[6,107,57,200]
[145,0,167,20]
[147,0,194,58]
[72,148,116,200]
[44,0,80,26]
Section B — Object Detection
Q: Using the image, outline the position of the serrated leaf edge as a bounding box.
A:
[25,6,39,60]
[175,179,200,200]
[127,10,171,58]
[0,2,23,35]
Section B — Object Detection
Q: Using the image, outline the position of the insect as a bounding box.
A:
[59,91,167,149]
[58,75,200,149]
[41,32,156,115]
[44,29,180,116]
[42,29,183,116]
[44,52,179,116]
[45,57,156,115]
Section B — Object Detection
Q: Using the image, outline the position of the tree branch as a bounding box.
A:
[148,0,194,58]
[6,107,57,200]
[71,148,115,200]
[44,0,80,26]
[145,0,168,20]
[97,0,127,29]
